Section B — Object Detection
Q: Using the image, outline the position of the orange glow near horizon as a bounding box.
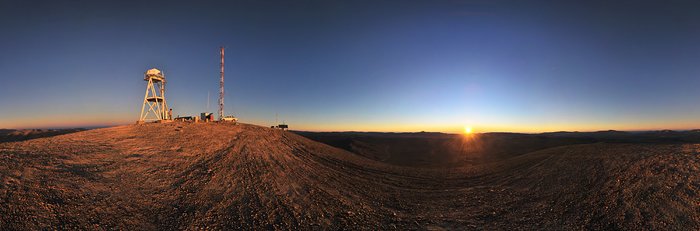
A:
[3,116,700,134]
[0,113,135,129]
[464,126,473,134]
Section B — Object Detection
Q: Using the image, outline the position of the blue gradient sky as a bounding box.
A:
[2,0,700,132]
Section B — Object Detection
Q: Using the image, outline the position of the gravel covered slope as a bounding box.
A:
[0,123,698,230]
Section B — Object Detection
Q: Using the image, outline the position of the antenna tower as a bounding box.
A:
[219,47,225,121]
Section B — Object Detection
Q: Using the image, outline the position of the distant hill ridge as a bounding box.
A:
[0,128,86,143]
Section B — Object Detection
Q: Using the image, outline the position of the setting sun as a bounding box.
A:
[464,126,473,134]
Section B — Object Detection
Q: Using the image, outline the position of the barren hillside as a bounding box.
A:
[0,123,698,229]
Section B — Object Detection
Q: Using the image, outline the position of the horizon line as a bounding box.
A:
[4,122,700,135]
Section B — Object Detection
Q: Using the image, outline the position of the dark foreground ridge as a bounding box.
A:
[0,123,698,229]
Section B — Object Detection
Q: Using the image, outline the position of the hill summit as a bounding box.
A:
[0,123,698,229]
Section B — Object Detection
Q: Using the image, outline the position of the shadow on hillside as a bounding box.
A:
[294,130,700,167]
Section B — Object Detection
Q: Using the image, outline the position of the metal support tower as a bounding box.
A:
[139,68,169,122]
[219,47,224,121]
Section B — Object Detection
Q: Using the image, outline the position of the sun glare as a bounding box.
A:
[464,126,473,134]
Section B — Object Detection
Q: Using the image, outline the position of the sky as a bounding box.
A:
[2,0,700,133]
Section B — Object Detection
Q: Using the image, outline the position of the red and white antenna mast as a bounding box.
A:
[219,47,224,121]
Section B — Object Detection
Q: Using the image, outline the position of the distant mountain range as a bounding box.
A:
[0,128,87,143]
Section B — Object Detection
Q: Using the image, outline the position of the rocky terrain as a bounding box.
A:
[0,123,698,229]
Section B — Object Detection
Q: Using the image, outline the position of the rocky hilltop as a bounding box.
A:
[0,123,697,229]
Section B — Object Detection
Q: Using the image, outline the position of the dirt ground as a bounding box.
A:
[0,122,698,230]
